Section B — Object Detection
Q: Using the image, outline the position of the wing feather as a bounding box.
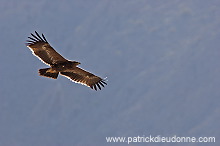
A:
[35,31,44,41]
[26,31,67,65]
[31,32,41,41]
[28,36,37,41]
[60,67,107,90]
[41,33,48,42]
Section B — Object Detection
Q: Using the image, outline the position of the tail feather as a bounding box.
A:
[39,68,59,79]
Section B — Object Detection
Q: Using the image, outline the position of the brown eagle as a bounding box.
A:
[26,31,107,90]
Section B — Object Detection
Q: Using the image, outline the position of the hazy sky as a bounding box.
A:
[0,0,220,145]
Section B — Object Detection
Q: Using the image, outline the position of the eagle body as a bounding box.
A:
[51,61,81,72]
[39,61,80,79]
[26,31,107,90]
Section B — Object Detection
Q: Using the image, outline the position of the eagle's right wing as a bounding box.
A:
[26,31,67,65]
[60,67,107,90]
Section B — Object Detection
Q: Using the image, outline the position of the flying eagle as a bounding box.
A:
[26,31,107,90]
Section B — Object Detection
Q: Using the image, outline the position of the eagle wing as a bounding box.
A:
[26,31,67,65]
[60,67,107,90]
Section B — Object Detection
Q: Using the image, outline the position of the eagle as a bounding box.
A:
[26,31,107,90]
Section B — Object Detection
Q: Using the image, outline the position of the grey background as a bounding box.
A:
[0,0,219,145]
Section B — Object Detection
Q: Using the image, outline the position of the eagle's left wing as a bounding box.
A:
[60,67,107,90]
[26,31,68,65]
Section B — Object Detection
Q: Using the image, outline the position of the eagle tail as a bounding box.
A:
[39,68,59,79]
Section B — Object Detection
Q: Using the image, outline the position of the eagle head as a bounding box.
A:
[70,61,81,66]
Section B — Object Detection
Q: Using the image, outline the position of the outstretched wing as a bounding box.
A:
[26,31,68,65]
[60,67,107,90]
